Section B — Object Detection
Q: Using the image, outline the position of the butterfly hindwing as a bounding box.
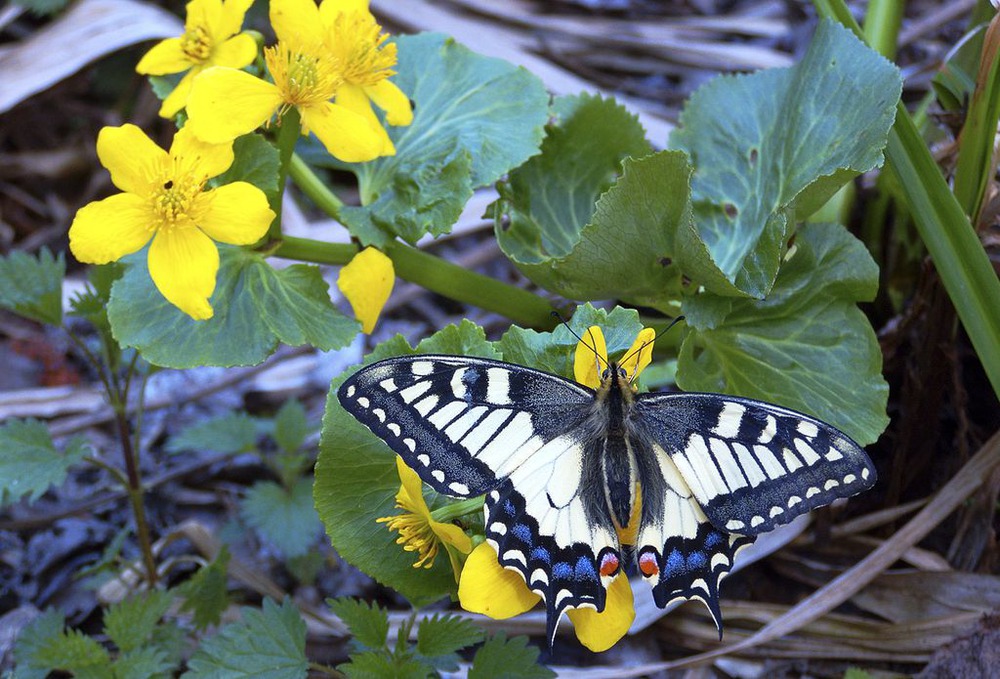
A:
[338,355,594,497]
[635,393,876,536]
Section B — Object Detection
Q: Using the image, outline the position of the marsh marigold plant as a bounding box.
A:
[136,0,258,118]
[185,0,410,161]
[68,124,274,320]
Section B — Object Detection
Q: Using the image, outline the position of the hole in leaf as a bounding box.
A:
[724,203,738,219]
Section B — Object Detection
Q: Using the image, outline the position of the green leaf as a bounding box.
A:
[111,647,174,679]
[326,598,389,650]
[242,478,322,557]
[0,419,88,507]
[495,93,651,261]
[211,134,281,203]
[337,33,549,245]
[416,614,484,658]
[338,651,432,679]
[273,399,310,454]
[668,20,901,298]
[103,590,173,652]
[498,303,645,379]
[177,547,231,630]
[33,628,112,678]
[108,249,358,368]
[184,598,308,679]
[678,223,889,445]
[315,321,498,606]
[13,609,65,679]
[468,634,553,679]
[0,248,64,325]
[166,413,259,455]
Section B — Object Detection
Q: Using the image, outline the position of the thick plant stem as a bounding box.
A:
[273,236,558,329]
[267,108,304,242]
[114,407,158,586]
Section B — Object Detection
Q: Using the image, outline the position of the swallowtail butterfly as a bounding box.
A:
[338,353,875,645]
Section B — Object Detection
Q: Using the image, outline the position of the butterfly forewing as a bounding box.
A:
[634,393,876,535]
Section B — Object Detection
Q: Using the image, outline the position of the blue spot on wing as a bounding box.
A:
[511,523,532,543]
[530,547,551,564]
[552,562,573,580]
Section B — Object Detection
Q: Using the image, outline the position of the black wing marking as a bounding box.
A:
[338,355,593,496]
[484,434,621,646]
[634,393,876,535]
[633,439,754,632]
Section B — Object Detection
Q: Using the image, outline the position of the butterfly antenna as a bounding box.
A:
[619,315,687,374]
[550,311,609,371]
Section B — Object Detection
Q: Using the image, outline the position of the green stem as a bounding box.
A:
[268,107,303,241]
[813,0,1000,399]
[431,496,485,522]
[289,153,343,216]
[862,0,903,59]
[272,236,557,329]
[113,402,158,586]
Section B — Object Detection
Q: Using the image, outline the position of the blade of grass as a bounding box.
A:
[813,0,1000,400]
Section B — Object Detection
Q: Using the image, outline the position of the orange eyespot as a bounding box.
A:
[639,551,659,577]
[599,551,620,577]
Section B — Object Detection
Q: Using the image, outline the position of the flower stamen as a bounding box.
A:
[328,11,397,87]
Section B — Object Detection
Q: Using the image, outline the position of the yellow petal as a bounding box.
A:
[620,327,656,381]
[212,32,257,68]
[136,37,190,75]
[170,125,235,180]
[159,69,198,118]
[147,228,219,320]
[300,101,385,162]
[337,247,394,333]
[69,194,154,264]
[186,0,223,36]
[96,124,166,195]
[574,326,607,389]
[186,67,282,143]
[365,80,413,126]
[319,0,370,23]
[458,543,540,619]
[270,0,324,48]
[218,0,255,37]
[393,456,431,518]
[566,575,635,653]
[197,182,274,244]
[335,83,395,155]
[432,519,473,555]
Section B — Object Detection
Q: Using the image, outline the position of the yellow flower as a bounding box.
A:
[377,456,473,581]
[185,0,401,162]
[337,247,394,333]
[319,0,413,154]
[458,324,657,651]
[68,124,274,320]
[136,0,259,118]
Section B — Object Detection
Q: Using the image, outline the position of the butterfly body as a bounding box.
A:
[338,354,876,645]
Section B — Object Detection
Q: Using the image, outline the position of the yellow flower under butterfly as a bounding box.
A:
[377,456,473,581]
[337,247,394,334]
[458,325,655,652]
[136,0,258,118]
[185,0,404,161]
[68,124,274,320]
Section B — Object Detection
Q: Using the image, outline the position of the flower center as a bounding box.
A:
[328,11,397,87]
[149,169,203,232]
[265,44,343,106]
[181,25,213,63]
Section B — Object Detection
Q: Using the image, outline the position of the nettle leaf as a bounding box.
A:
[211,134,281,203]
[112,647,174,678]
[13,609,64,679]
[103,590,173,652]
[496,93,651,263]
[327,597,389,650]
[468,634,553,679]
[416,614,484,659]
[669,20,901,298]
[185,598,307,679]
[338,651,431,679]
[108,248,358,368]
[242,478,323,558]
[315,321,497,606]
[166,413,259,455]
[678,223,889,445]
[0,419,88,507]
[498,303,645,378]
[336,33,549,245]
[33,628,111,678]
[0,248,64,325]
[273,399,310,454]
[177,547,231,630]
